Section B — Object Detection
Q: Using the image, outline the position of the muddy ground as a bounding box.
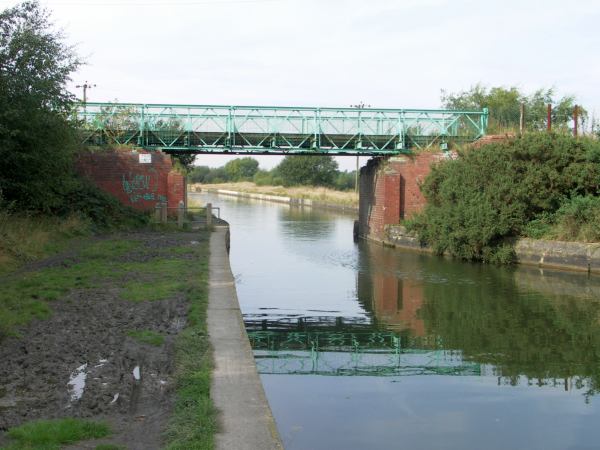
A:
[0,232,205,449]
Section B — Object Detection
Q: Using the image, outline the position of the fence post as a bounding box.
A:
[154,203,161,223]
[519,103,525,135]
[160,202,167,224]
[206,203,213,229]
[177,200,185,228]
[573,105,579,137]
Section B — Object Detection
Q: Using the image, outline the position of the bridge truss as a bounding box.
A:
[248,330,481,377]
[76,102,488,156]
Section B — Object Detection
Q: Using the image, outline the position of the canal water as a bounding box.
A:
[192,192,600,450]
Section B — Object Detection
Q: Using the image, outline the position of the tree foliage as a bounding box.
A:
[407,133,600,263]
[441,84,584,133]
[0,1,80,212]
[187,156,356,190]
[223,157,259,181]
[275,155,338,187]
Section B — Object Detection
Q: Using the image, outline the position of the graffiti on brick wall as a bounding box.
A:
[122,173,160,203]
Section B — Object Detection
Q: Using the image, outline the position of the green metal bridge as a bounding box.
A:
[76,102,488,156]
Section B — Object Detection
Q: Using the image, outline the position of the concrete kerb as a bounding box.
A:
[207,226,283,450]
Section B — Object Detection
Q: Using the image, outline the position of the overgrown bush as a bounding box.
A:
[407,133,600,263]
[543,196,600,242]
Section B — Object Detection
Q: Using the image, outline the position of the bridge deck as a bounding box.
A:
[76,102,488,155]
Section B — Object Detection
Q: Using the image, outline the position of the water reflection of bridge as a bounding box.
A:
[245,317,481,377]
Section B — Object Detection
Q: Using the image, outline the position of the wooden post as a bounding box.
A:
[160,202,167,224]
[206,202,213,229]
[177,201,185,228]
[573,105,579,137]
[547,104,552,132]
[519,103,525,135]
[154,203,161,223]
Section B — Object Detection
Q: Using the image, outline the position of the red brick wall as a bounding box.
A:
[76,149,185,211]
[359,152,448,240]
[167,171,185,209]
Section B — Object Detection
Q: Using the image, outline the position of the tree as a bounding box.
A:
[188,166,211,183]
[441,84,584,133]
[0,1,81,212]
[223,157,259,181]
[275,155,338,187]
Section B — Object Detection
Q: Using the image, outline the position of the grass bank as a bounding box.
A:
[2,418,111,450]
[0,228,215,449]
[0,212,91,275]
[192,181,358,208]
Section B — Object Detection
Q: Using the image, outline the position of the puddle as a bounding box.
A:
[133,366,141,381]
[110,393,120,404]
[67,363,88,402]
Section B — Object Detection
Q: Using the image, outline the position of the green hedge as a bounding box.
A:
[406,133,600,263]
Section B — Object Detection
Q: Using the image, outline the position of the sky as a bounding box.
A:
[2,0,599,170]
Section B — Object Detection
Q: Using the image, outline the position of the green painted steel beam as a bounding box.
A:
[75,102,488,155]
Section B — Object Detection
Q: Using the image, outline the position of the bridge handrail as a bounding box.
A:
[77,101,487,116]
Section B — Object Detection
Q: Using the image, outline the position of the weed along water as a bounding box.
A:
[192,192,600,450]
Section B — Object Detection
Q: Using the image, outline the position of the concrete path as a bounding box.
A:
[207,226,283,450]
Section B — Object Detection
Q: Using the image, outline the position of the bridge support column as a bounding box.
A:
[358,152,449,242]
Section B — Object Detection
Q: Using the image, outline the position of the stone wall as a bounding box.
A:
[76,149,185,211]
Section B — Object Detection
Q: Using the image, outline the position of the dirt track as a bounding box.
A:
[0,232,203,449]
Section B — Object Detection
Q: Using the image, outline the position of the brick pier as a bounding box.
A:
[358,152,448,241]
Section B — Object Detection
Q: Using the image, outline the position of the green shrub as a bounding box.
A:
[408,133,600,262]
[253,169,274,186]
[546,196,600,242]
[334,171,356,191]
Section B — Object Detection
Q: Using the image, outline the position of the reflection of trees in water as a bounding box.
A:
[356,240,600,399]
[278,207,336,240]
[420,267,600,400]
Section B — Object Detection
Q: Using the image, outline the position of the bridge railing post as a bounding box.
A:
[206,203,213,229]
[177,200,185,228]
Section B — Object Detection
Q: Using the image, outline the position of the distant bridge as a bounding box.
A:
[76,102,488,156]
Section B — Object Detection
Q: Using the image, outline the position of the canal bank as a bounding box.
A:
[377,224,600,275]
[207,226,283,450]
[193,187,359,215]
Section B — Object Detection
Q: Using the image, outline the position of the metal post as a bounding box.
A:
[160,202,167,224]
[177,201,185,228]
[519,103,525,135]
[547,104,552,132]
[573,105,579,137]
[355,156,359,193]
[206,203,213,229]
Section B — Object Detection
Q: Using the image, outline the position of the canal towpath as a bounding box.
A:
[207,226,283,450]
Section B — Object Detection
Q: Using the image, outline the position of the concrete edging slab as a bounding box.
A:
[207,226,283,450]
[380,225,600,275]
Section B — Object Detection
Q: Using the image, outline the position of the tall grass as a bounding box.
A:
[0,210,91,274]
